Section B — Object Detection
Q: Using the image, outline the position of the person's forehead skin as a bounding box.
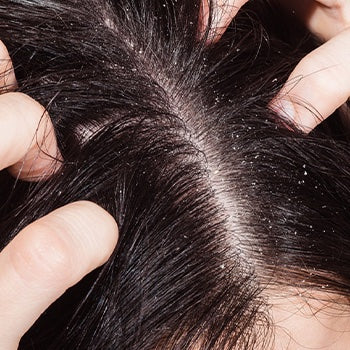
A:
[270,289,350,349]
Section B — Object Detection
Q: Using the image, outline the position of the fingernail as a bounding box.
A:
[270,97,297,122]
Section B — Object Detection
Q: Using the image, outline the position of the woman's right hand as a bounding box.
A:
[201,0,350,133]
[272,0,350,132]
[0,41,119,349]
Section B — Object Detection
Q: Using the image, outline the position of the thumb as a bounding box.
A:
[0,201,118,349]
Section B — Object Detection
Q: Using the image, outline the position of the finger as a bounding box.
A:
[0,40,16,92]
[277,0,350,41]
[200,0,249,42]
[306,0,350,40]
[0,201,118,349]
[271,27,350,132]
[0,92,61,180]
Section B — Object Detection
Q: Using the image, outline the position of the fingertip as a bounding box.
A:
[7,201,119,289]
[0,40,9,59]
[20,201,118,283]
[0,92,62,180]
[270,96,320,134]
[0,201,118,344]
[49,201,119,271]
[70,200,119,264]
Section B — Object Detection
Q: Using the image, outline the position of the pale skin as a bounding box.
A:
[203,2,350,347]
[200,0,350,350]
[201,0,350,132]
[1,0,350,348]
[0,41,119,349]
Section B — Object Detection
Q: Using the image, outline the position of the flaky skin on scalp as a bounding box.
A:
[0,0,350,349]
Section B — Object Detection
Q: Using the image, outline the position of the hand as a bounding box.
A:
[277,0,350,41]
[0,41,119,349]
[272,0,350,132]
[201,0,350,133]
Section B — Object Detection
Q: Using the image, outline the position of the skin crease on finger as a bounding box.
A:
[0,201,118,349]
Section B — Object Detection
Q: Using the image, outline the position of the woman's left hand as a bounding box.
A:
[0,41,119,349]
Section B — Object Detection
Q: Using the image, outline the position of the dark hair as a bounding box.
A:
[1,0,350,348]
